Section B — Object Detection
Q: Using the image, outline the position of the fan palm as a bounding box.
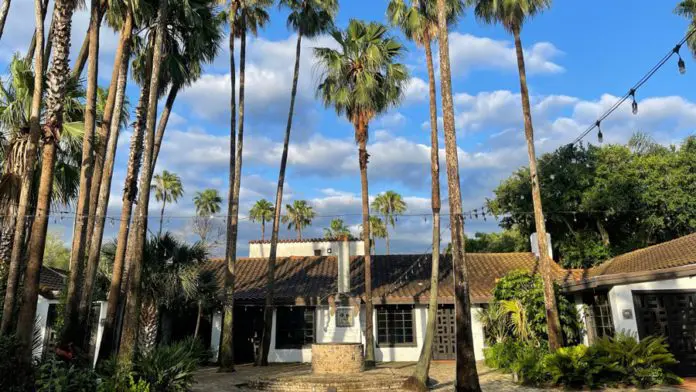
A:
[249,198,274,241]
[469,0,561,351]
[433,0,481,388]
[324,218,352,239]
[371,190,407,255]
[193,188,223,246]
[368,215,386,253]
[281,200,315,240]
[387,1,463,385]
[151,170,184,236]
[315,20,408,366]
[217,0,272,371]
[675,0,696,58]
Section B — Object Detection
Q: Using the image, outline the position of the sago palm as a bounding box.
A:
[371,190,407,255]
[249,198,274,241]
[315,20,408,366]
[281,199,315,240]
[151,170,184,236]
[470,0,562,351]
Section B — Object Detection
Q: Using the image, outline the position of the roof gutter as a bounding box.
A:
[563,263,696,292]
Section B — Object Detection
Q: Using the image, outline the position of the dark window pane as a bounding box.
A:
[275,307,315,349]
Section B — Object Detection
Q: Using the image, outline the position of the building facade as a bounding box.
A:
[248,238,365,258]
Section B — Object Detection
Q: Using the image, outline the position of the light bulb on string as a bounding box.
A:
[675,44,686,75]
[630,89,638,115]
[596,121,603,143]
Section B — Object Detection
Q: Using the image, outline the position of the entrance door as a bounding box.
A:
[633,292,696,376]
[233,306,265,364]
[433,305,456,360]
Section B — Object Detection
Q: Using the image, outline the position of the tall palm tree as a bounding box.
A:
[0,0,45,343]
[19,0,79,353]
[470,0,561,352]
[368,215,386,253]
[324,218,352,239]
[151,170,184,236]
[218,0,271,371]
[62,0,103,348]
[281,199,315,240]
[193,188,223,246]
[387,0,463,387]
[249,198,274,241]
[315,20,408,366]
[259,0,337,368]
[0,0,11,41]
[675,0,696,57]
[371,190,407,255]
[434,0,481,389]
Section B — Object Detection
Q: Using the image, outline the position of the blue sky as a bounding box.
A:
[2,0,695,255]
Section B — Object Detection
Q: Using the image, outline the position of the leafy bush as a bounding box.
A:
[0,335,35,392]
[134,339,200,392]
[97,357,151,392]
[544,344,611,388]
[35,356,98,392]
[508,343,549,386]
[483,340,522,370]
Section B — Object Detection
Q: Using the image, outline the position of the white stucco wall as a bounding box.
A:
[92,301,107,368]
[470,306,485,361]
[574,295,590,345]
[608,276,696,337]
[210,311,222,362]
[33,296,55,360]
[249,240,365,258]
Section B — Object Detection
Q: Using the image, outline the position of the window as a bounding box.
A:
[377,306,415,346]
[275,307,315,349]
[314,249,322,256]
[585,293,614,341]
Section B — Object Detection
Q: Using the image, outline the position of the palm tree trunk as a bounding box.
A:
[42,6,56,72]
[137,296,158,356]
[407,37,441,390]
[118,0,168,367]
[80,16,132,348]
[16,0,75,353]
[25,0,49,61]
[259,32,303,368]
[435,1,481,391]
[297,225,301,240]
[261,219,265,241]
[357,122,375,367]
[0,0,10,41]
[0,0,45,338]
[385,215,390,255]
[219,9,238,372]
[71,0,106,80]
[194,300,203,339]
[158,199,166,237]
[513,26,562,351]
[97,64,147,364]
[62,0,100,348]
[150,85,179,177]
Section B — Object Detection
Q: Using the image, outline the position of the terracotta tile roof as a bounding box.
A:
[588,232,696,277]
[248,238,361,244]
[204,253,581,304]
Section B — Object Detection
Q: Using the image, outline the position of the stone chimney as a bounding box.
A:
[530,232,553,259]
[337,239,351,293]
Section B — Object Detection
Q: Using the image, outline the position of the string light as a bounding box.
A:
[630,89,638,115]
[596,121,603,143]
[675,44,686,75]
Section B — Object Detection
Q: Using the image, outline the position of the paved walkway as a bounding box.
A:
[193,362,687,391]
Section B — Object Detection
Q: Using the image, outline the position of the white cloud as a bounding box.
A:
[403,77,429,104]
[447,33,564,76]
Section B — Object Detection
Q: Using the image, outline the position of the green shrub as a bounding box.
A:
[134,340,200,392]
[508,343,549,386]
[0,335,35,392]
[97,357,151,392]
[483,340,522,370]
[544,344,613,388]
[35,356,98,392]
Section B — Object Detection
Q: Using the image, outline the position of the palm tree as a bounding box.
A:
[324,218,352,239]
[368,215,386,253]
[434,0,481,389]
[315,20,408,366]
[218,0,272,371]
[281,199,315,240]
[371,190,407,255]
[0,0,11,41]
[193,188,223,246]
[250,199,274,241]
[675,0,696,57]
[15,0,79,355]
[151,170,184,236]
[387,0,462,387]
[0,0,45,344]
[470,0,561,352]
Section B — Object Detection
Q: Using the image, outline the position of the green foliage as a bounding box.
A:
[483,340,522,370]
[492,270,583,344]
[324,218,355,239]
[43,231,71,270]
[0,335,35,392]
[97,357,151,392]
[476,303,511,345]
[466,228,530,253]
[134,339,202,392]
[488,138,696,267]
[35,357,98,392]
[508,343,549,386]
[544,344,605,388]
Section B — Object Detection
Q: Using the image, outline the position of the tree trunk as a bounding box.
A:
[80,15,132,349]
[62,0,100,348]
[117,0,168,367]
[158,199,166,237]
[25,0,49,62]
[150,86,178,178]
[0,0,45,338]
[261,220,265,241]
[297,226,301,240]
[406,37,441,391]
[219,10,237,372]
[513,26,562,351]
[71,0,106,80]
[259,32,302,368]
[137,297,158,356]
[385,215,390,255]
[194,300,203,339]
[434,1,481,390]
[357,124,375,367]
[97,61,146,364]
[42,5,56,72]
[0,0,10,41]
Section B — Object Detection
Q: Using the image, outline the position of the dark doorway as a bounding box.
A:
[633,291,696,376]
[233,306,264,364]
[433,304,455,360]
